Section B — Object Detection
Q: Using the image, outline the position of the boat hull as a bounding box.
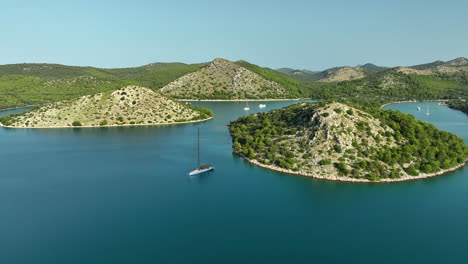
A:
[189,166,214,176]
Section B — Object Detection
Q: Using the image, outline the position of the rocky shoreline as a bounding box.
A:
[243,155,467,183]
[380,99,448,109]
[0,116,213,129]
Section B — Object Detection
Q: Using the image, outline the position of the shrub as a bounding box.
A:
[333,145,343,153]
[99,120,108,126]
[334,162,349,175]
[72,121,82,127]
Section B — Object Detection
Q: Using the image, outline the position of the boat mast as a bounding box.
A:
[197,127,200,168]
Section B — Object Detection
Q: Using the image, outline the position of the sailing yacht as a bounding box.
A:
[243,100,250,111]
[259,104,266,108]
[417,106,421,111]
[426,104,430,116]
[189,128,214,176]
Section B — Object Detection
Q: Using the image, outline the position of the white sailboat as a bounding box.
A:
[243,100,250,111]
[426,104,430,116]
[417,106,421,111]
[259,104,266,108]
[189,128,214,176]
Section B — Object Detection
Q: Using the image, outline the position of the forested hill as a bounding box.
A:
[0,62,204,109]
[229,101,468,182]
[305,68,468,107]
[1,57,468,110]
[159,58,306,100]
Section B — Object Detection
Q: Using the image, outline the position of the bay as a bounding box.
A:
[0,101,467,264]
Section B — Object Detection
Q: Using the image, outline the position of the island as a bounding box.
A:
[0,86,213,128]
[229,102,468,182]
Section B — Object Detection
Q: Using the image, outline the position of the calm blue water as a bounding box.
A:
[0,101,467,264]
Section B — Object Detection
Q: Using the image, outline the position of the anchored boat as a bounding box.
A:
[189,128,214,176]
[243,100,250,111]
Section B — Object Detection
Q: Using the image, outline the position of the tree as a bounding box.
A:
[72,121,82,127]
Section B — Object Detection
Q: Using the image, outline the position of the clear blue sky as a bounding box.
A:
[1,0,467,70]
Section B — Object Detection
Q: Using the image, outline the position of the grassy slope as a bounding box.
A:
[0,63,205,109]
[234,60,306,98]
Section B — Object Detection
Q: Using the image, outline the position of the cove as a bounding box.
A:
[0,101,467,264]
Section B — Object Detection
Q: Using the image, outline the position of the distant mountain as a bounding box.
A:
[1,56,467,109]
[409,57,468,70]
[160,58,305,99]
[317,67,367,82]
[392,57,468,76]
[409,60,445,70]
[307,63,468,108]
[0,86,212,128]
[357,63,389,72]
[444,57,468,66]
[274,68,322,81]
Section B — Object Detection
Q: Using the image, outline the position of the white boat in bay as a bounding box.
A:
[189,128,214,176]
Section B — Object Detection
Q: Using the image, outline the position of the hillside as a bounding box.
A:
[0,86,213,128]
[160,58,305,99]
[358,63,390,72]
[275,68,322,82]
[317,66,367,82]
[0,62,204,109]
[306,65,468,107]
[229,102,468,182]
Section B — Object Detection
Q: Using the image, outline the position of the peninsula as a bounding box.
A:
[229,102,468,182]
[0,86,213,128]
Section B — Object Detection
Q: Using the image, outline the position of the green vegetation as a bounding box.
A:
[305,71,468,108]
[447,98,468,114]
[228,102,468,181]
[0,62,205,109]
[191,106,214,120]
[1,59,467,113]
[235,60,306,98]
[72,121,82,127]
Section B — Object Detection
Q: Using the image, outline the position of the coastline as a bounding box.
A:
[242,155,468,183]
[380,99,448,109]
[0,116,213,129]
[181,98,308,102]
[0,105,36,112]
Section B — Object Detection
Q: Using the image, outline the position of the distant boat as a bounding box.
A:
[243,100,250,111]
[259,104,266,108]
[189,128,214,176]
[426,104,430,116]
[417,106,421,111]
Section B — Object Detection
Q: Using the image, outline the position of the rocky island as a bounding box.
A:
[229,102,468,182]
[0,86,213,128]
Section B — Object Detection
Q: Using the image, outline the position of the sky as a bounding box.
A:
[1,0,467,70]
